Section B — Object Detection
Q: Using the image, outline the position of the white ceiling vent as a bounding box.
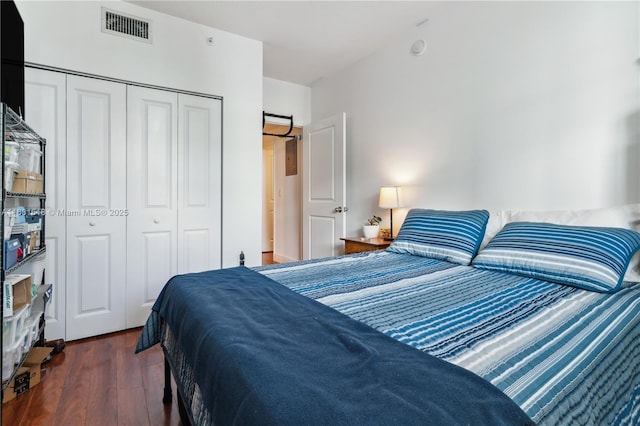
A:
[101,8,152,43]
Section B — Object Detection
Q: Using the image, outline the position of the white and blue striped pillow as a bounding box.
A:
[388,209,490,265]
[472,221,640,293]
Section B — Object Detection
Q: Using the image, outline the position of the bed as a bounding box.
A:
[136,206,640,425]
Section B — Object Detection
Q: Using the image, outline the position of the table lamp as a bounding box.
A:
[378,186,402,240]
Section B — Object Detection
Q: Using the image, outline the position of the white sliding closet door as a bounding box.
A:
[66,75,127,340]
[24,67,67,341]
[177,95,222,273]
[126,86,178,327]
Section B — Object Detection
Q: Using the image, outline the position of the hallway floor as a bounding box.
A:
[262,251,276,265]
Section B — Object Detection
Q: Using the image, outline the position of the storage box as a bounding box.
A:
[24,210,43,225]
[4,238,20,269]
[11,222,41,235]
[10,232,36,257]
[3,161,18,192]
[25,312,42,344]
[2,304,30,346]
[13,207,26,224]
[4,141,20,163]
[31,230,41,250]
[1,337,21,381]
[2,347,53,403]
[18,329,31,357]
[17,144,42,174]
[11,171,43,194]
[3,275,32,317]
[4,213,15,241]
[29,232,37,253]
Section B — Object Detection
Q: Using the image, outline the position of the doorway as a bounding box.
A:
[262,123,303,265]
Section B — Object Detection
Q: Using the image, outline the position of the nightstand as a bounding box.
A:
[340,237,392,254]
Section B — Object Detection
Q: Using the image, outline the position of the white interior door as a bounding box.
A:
[302,113,347,260]
[177,94,222,273]
[66,75,127,340]
[262,140,274,252]
[126,86,178,328]
[24,67,67,340]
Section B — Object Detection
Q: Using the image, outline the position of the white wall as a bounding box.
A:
[264,77,311,126]
[263,78,311,261]
[16,0,263,267]
[311,1,640,237]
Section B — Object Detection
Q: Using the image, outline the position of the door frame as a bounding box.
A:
[262,123,303,263]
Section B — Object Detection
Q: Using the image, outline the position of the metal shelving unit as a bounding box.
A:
[1,103,49,395]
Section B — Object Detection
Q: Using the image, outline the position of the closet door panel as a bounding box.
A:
[126,86,178,327]
[178,95,222,273]
[66,75,127,340]
[76,235,112,310]
[183,229,209,272]
[24,67,67,340]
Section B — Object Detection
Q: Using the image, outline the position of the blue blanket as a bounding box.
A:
[140,266,533,425]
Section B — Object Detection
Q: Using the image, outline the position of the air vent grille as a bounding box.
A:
[102,8,152,43]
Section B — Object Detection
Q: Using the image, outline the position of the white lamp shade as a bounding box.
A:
[379,186,401,209]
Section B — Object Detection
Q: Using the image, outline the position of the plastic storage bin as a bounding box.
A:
[4,212,15,241]
[2,337,21,381]
[4,160,18,191]
[15,304,30,343]
[3,311,17,344]
[2,304,30,346]
[17,144,42,173]
[18,328,31,356]
[26,312,41,343]
[4,141,20,163]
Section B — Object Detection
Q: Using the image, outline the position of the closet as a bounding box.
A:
[25,67,222,341]
[66,75,128,339]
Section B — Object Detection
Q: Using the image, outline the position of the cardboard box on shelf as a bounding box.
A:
[3,274,32,317]
[29,231,36,252]
[11,171,43,194]
[2,346,53,403]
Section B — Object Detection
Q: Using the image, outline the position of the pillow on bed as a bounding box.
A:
[472,221,640,293]
[388,208,489,265]
[480,204,640,282]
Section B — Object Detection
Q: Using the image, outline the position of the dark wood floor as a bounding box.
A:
[3,254,277,425]
[2,327,182,425]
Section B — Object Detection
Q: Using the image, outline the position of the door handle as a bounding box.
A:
[334,207,349,213]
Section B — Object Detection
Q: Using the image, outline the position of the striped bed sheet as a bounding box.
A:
[255,250,640,425]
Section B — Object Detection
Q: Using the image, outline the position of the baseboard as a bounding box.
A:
[273,253,298,264]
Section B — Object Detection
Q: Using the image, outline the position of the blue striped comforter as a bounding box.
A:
[255,250,640,425]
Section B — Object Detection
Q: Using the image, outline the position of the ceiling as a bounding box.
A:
[129,1,441,86]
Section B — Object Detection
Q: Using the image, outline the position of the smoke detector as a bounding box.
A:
[411,39,427,56]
